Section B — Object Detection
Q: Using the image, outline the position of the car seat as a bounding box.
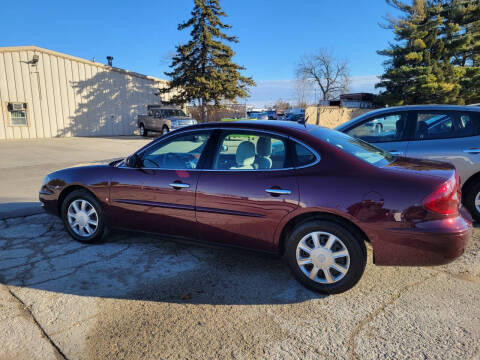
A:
[417,121,429,139]
[395,118,406,140]
[230,141,255,170]
[255,137,272,169]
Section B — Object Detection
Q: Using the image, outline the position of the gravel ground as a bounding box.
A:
[0,214,479,360]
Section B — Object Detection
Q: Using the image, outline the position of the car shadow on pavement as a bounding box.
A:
[0,214,324,305]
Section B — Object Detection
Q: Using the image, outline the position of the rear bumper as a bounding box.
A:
[371,213,472,266]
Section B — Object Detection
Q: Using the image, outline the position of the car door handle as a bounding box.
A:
[389,150,402,156]
[265,188,291,195]
[464,148,480,154]
[169,182,190,189]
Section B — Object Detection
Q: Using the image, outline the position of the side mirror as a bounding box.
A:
[125,154,142,168]
[222,144,229,152]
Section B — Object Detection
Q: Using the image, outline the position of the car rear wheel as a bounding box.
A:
[139,123,148,137]
[464,181,480,222]
[285,220,366,294]
[61,190,106,243]
[162,125,169,135]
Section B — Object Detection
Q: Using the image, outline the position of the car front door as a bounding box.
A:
[107,130,213,239]
[344,111,411,156]
[405,110,480,184]
[195,130,299,252]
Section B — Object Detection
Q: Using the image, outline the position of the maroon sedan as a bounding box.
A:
[39,121,472,293]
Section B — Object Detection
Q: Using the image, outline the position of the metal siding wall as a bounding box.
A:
[20,52,34,139]
[50,55,63,136]
[77,62,87,136]
[37,52,52,138]
[42,53,58,137]
[11,52,28,139]
[64,59,76,138]
[0,53,8,140]
[70,60,81,136]
[4,52,18,139]
[0,48,172,139]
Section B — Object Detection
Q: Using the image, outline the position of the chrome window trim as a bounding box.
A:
[119,126,321,171]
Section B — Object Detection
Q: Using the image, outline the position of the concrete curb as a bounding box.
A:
[0,202,44,220]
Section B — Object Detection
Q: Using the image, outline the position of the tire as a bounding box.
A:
[464,181,480,222]
[285,220,366,294]
[139,123,148,137]
[162,125,169,135]
[61,189,107,243]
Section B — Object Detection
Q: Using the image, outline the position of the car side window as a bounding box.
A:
[213,132,288,170]
[141,132,211,169]
[346,113,407,143]
[294,142,317,167]
[415,112,478,140]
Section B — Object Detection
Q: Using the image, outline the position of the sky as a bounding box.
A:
[0,0,402,106]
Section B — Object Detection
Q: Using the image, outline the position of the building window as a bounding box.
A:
[7,103,28,126]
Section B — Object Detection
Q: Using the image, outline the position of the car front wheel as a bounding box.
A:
[61,189,107,243]
[285,220,366,294]
[464,181,480,222]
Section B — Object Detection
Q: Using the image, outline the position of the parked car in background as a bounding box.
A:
[336,105,480,221]
[266,110,277,120]
[40,121,472,294]
[137,106,197,137]
[276,110,286,120]
[286,113,305,123]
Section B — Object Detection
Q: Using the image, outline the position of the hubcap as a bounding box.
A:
[296,231,350,284]
[475,191,480,213]
[67,199,98,237]
[140,126,145,136]
[162,127,169,135]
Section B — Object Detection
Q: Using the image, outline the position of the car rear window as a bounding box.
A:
[415,112,480,139]
[310,128,395,167]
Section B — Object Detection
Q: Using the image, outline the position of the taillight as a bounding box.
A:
[423,174,460,215]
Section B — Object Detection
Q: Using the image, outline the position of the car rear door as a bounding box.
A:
[405,110,480,184]
[107,130,213,239]
[343,110,411,156]
[195,130,299,252]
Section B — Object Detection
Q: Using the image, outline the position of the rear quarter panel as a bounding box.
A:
[406,135,480,187]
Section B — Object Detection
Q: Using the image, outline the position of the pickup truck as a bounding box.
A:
[137,106,197,136]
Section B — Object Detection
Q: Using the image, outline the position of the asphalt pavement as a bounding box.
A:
[0,213,479,360]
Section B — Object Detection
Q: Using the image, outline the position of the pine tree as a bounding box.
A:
[376,0,460,105]
[160,0,255,122]
[439,0,480,104]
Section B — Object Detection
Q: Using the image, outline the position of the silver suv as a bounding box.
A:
[336,105,480,221]
[137,106,197,136]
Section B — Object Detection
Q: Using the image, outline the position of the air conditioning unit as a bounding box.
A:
[7,102,27,111]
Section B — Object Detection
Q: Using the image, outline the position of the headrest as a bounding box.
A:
[396,118,405,131]
[236,141,255,166]
[256,137,272,156]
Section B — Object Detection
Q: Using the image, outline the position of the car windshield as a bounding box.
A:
[170,109,187,117]
[309,128,396,167]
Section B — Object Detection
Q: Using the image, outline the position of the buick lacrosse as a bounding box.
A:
[40,121,472,293]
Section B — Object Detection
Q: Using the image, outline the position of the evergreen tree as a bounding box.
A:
[439,0,480,103]
[160,0,255,122]
[377,0,480,105]
[376,0,460,105]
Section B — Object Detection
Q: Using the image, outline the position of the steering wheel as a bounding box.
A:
[142,157,160,168]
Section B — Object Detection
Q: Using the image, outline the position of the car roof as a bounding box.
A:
[182,120,312,133]
[336,104,480,130]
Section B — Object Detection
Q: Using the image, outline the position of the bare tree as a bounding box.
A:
[296,49,350,101]
[294,78,311,108]
[274,99,291,111]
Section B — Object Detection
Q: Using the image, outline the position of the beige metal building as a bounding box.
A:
[0,46,173,140]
